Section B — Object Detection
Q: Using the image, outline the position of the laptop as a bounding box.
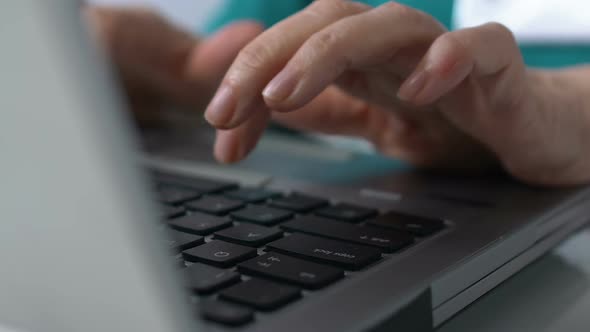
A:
[2,1,590,331]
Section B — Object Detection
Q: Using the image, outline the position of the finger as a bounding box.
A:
[398,23,555,176]
[187,21,264,94]
[401,24,590,185]
[86,6,200,109]
[88,7,262,113]
[397,22,524,106]
[145,20,263,111]
[214,102,271,163]
[397,23,529,157]
[271,87,493,170]
[261,2,445,111]
[87,6,197,76]
[271,86,409,139]
[214,84,410,163]
[235,85,414,163]
[204,0,370,129]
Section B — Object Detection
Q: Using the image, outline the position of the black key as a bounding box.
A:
[231,206,293,226]
[267,233,381,270]
[169,213,232,235]
[282,216,413,253]
[187,196,245,216]
[184,263,241,294]
[269,194,328,213]
[369,211,445,237]
[161,205,185,219]
[238,253,344,289]
[200,300,254,326]
[157,186,201,206]
[182,240,257,268]
[215,224,283,247]
[225,188,281,203]
[316,203,377,223]
[168,231,204,251]
[154,171,238,193]
[219,278,301,311]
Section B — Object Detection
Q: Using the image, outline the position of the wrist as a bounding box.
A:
[521,68,590,185]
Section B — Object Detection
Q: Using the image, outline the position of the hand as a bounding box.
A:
[204,0,590,187]
[86,6,262,122]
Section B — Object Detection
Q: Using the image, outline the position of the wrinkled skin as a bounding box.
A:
[203,0,590,187]
[87,3,590,187]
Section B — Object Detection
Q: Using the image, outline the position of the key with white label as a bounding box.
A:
[238,253,344,289]
[266,233,381,270]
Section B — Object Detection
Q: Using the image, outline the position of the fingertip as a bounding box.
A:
[213,123,261,164]
[224,20,265,37]
[204,83,237,128]
[213,131,240,164]
[397,68,428,104]
[261,67,304,112]
[397,30,477,107]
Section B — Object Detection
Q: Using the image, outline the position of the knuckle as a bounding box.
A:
[333,0,370,12]
[378,2,436,32]
[486,22,514,39]
[380,1,419,21]
[306,29,352,69]
[310,0,369,16]
[485,22,518,49]
[381,1,412,15]
[439,31,472,61]
[309,30,342,55]
[235,42,274,73]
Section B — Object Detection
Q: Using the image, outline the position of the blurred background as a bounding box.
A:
[89,0,225,32]
[88,0,590,43]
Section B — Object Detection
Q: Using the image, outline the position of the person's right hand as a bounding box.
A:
[86,6,263,122]
[203,1,590,187]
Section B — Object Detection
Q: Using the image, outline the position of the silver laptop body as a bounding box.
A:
[2,1,589,331]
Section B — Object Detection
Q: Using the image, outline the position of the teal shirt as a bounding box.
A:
[207,0,590,68]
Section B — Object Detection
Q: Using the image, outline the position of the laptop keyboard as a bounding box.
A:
[152,171,445,327]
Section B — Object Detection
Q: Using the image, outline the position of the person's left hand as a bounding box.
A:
[204,0,590,186]
[86,6,262,123]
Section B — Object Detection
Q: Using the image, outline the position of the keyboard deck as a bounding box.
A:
[153,171,445,327]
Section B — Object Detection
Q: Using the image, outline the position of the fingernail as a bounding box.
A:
[205,84,236,127]
[397,70,428,102]
[263,68,300,103]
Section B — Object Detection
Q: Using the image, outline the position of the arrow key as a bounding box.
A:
[215,224,283,247]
